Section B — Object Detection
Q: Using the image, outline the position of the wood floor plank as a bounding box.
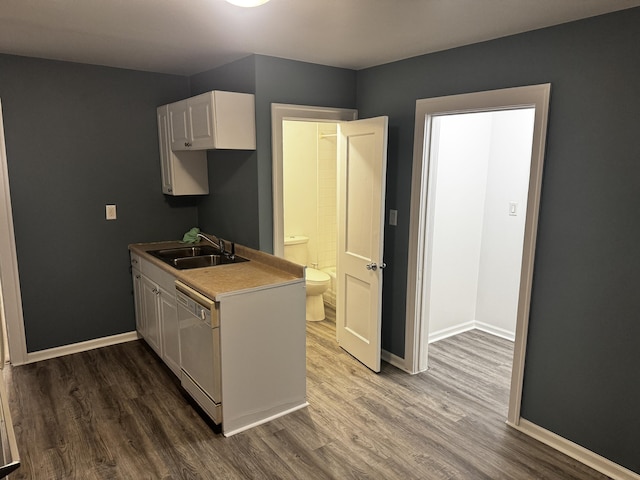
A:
[4,320,612,479]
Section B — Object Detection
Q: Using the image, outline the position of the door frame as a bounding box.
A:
[271,103,357,258]
[0,99,28,366]
[405,84,551,426]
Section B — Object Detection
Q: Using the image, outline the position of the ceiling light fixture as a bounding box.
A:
[225,0,270,7]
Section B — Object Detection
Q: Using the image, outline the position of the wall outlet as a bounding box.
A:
[106,204,117,220]
[389,209,398,226]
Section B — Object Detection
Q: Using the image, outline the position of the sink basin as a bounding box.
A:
[167,254,248,270]
[148,246,249,270]
[149,246,220,259]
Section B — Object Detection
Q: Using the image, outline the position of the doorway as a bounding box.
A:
[405,84,551,426]
[426,109,535,345]
[282,120,339,273]
[0,99,28,366]
[271,104,357,258]
[271,104,389,372]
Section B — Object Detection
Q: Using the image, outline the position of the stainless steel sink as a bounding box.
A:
[148,246,248,270]
[150,246,220,259]
[167,254,248,270]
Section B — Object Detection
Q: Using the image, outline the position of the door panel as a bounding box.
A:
[189,96,214,148]
[337,116,388,372]
[344,274,372,342]
[345,134,376,258]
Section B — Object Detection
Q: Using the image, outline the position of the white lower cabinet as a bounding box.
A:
[131,247,307,436]
[131,255,180,376]
[159,285,180,375]
[141,275,162,355]
[131,265,145,336]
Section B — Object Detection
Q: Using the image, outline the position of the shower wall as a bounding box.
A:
[282,121,337,269]
[317,124,337,269]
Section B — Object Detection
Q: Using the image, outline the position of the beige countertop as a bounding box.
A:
[129,240,304,301]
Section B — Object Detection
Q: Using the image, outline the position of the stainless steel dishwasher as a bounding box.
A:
[175,281,222,424]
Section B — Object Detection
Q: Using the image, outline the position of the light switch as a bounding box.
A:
[389,209,398,226]
[509,202,518,216]
[106,204,117,220]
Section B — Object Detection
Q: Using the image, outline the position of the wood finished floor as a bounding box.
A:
[4,318,609,479]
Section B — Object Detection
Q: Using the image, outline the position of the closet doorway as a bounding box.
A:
[405,84,551,426]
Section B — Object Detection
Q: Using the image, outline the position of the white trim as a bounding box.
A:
[222,402,309,437]
[473,322,516,342]
[511,419,640,480]
[428,321,475,344]
[0,99,28,366]
[270,103,357,258]
[381,348,412,373]
[405,84,551,426]
[24,331,139,365]
[427,323,515,346]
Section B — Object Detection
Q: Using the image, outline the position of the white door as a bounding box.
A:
[336,116,388,372]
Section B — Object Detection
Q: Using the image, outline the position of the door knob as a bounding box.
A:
[366,262,387,271]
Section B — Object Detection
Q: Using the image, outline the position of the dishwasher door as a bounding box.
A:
[177,287,221,412]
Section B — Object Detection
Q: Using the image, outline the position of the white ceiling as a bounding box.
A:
[1,0,639,76]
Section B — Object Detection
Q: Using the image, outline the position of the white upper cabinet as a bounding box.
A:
[157,105,208,196]
[168,91,256,151]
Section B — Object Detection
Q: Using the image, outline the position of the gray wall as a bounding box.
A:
[191,56,260,248]
[356,8,640,473]
[253,55,357,252]
[190,55,357,250]
[0,54,195,352]
[2,6,638,472]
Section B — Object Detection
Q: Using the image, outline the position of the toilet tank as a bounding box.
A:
[283,235,309,266]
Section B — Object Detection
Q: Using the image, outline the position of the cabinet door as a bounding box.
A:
[212,91,256,150]
[169,100,191,151]
[159,286,180,376]
[157,106,174,194]
[158,104,208,196]
[141,276,162,355]
[132,268,145,335]
[188,93,216,150]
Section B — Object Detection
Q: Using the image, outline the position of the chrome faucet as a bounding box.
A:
[196,232,225,255]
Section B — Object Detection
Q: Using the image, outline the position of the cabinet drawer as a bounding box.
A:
[130,252,141,269]
[140,257,176,293]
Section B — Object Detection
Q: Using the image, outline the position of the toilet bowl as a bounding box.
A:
[283,235,331,321]
[305,267,331,322]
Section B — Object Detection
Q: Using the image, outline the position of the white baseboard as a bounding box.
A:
[23,331,139,365]
[474,321,516,342]
[511,419,640,480]
[222,402,309,437]
[429,321,515,344]
[428,321,475,344]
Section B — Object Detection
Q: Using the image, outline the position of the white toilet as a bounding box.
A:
[284,235,331,321]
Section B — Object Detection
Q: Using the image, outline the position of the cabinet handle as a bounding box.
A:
[168,188,172,193]
[132,259,138,264]
[135,274,141,279]
[184,142,192,147]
